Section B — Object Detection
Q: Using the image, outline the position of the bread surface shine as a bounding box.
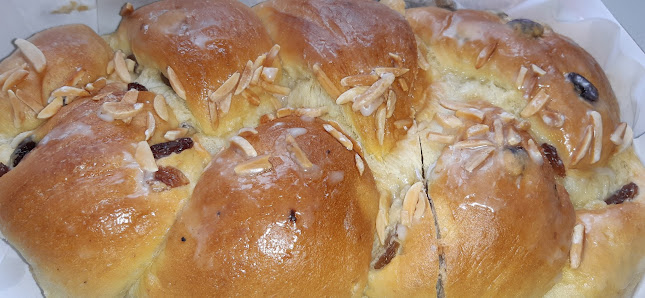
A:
[0,0,644,297]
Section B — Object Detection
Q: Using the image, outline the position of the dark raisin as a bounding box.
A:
[374,237,400,270]
[540,143,565,177]
[507,19,544,38]
[288,209,297,223]
[605,183,639,205]
[127,82,148,92]
[150,138,194,159]
[160,73,171,87]
[181,237,186,242]
[127,54,138,65]
[154,166,189,188]
[0,162,9,178]
[566,72,599,102]
[10,138,36,167]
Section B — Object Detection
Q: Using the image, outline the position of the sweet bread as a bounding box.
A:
[0,0,643,296]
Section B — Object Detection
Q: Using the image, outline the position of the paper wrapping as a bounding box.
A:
[0,0,644,296]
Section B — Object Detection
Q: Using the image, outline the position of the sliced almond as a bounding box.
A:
[374,67,409,77]
[261,67,278,83]
[398,77,409,92]
[376,106,387,146]
[610,122,627,145]
[210,72,239,102]
[37,96,64,119]
[259,80,290,96]
[238,127,258,137]
[114,50,131,83]
[242,88,261,106]
[294,107,328,118]
[153,95,169,121]
[570,223,585,269]
[340,74,379,87]
[386,90,397,118]
[527,139,543,165]
[250,65,263,86]
[121,89,139,104]
[435,113,463,129]
[516,65,528,89]
[506,127,522,146]
[440,99,475,111]
[135,141,158,172]
[163,128,188,141]
[427,132,455,144]
[208,100,218,129]
[336,86,369,105]
[234,154,273,176]
[100,101,143,120]
[588,111,603,163]
[220,93,233,114]
[456,108,485,122]
[167,66,186,100]
[276,108,292,118]
[466,124,489,138]
[264,44,281,67]
[86,77,107,93]
[355,153,365,176]
[2,69,28,92]
[571,126,593,165]
[493,118,504,145]
[531,64,546,76]
[464,147,495,172]
[230,136,257,158]
[0,64,26,86]
[51,86,90,99]
[323,123,353,151]
[389,52,403,64]
[401,182,424,227]
[106,59,115,75]
[352,73,395,112]
[14,38,46,73]
[313,63,341,98]
[618,124,633,153]
[453,139,494,149]
[475,41,497,69]
[376,205,388,245]
[394,119,413,130]
[234,60,254,95]
[413,191,428,220]
[144,112,156,141]
[8,91,27,126]
[286,134,313,169]
[126,59,136,72]
[520,88,550,118]
[253,54,267,70]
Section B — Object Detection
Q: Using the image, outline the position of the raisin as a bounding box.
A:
[374,236,400,270]
[154,166,189,188]
[507,19,544,38]
[160,73,171,87]
[10,138,36,167]
[288,209,297,223]
[0,162,9,178]
[566,72,599,102]
[605,183,639,205]
[181,236,186,242]
[127,82,148,92]
[150,138,194,159]
[540,143,565,177]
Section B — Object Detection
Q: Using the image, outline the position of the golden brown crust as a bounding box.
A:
[116,0,275,135]
[0,86,210,296]
[254,0,422,158]
[407,7,621,170]
[0,24,112,136]
[135,115,378,296]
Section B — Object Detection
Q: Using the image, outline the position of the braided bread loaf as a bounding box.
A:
[0,0,643,296]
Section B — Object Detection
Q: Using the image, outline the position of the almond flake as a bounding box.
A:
[376,205,388,245]
[230,136,257,158]
[14,39,46,73]
[571,126,593,165]
[386,90,397,118]
[401,182,424,227]
[164,128,188,141]
[135,141,158,172]
[234,60,254,95]
[238,127,258,137]
[389,52,403,64]
[413,191,427,220]
[531,64,546,76]
[394,119,413,130]
[355,153,365,176]
[167,66,186,100]
[516,65,528,89]
[464,147,495,172]
[220,93,233,114]
[506,127,522,146]
[588,111,603,163]
[37,96,63,119]
[242,88,261,106]
[0,64,26,86]
[340,74,379,87]
[286,134,313,169]
[208,100,218,129]
[475,41,497,69]
[210,72,239,102]
[126,59,136,72]
[251,65,263,85]
[466,124,489,138]
[294,107,328,118]
[453,139,494,149]
[153,95,169,121]
[234,155,272,176]
[398,77,409,91]
[106,60,115,75]
[427,132,455,144]
[374,67,409,77]
[276,108,292,118]
[439,99,475,111]
[313,63,341,98]
[144,112,155,141]
[493,119,504,145]
[264,44,281,67]
[261,67,278,83]
[100,101,143,120]
[520,88,550,118]
[260,113,275,123]
[435,113,463,129]
[86,77,107,93]
[352,73,395,113]
[376,106,387,145]
[51,86,89,99]
[323,123,353,151]
[121,89,139,104]
[618,124,633,153]
[610,122,627,145]
[114,50,131,83]
[259,80,290,96]
[2,69,28,92]
[253,54,267,70]
[456,108,485,122]
[570,223,585,269]
[8,91,27,126]
[527,139,543,165]
[336,86,369,105]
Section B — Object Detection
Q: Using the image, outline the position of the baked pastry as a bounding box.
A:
[0,0,643,296]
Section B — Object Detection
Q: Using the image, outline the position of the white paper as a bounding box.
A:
[0,0,644,296]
